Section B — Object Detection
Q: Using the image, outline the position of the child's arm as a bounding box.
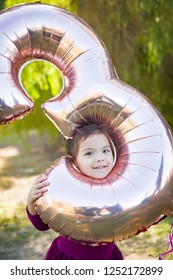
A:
[27,174,50,215]
[26,174,50,231]
[26,205,50,231]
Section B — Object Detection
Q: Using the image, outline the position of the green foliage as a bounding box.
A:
[78,0,173,128]
[21,60,63,100]
[4,0,77,12]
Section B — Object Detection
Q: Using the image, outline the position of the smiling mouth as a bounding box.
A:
[93,166,107,169]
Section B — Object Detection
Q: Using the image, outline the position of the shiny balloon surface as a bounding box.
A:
[0,3,173,243]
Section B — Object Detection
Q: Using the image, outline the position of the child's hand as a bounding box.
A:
[27,174,50,215]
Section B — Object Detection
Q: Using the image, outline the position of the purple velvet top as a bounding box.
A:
[26,207,123,260]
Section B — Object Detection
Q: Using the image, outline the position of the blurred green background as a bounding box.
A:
[0,0,173,260]
[1,0,173,150]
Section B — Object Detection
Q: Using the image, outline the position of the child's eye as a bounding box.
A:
[103,148,110,153]
[84,151,93,156]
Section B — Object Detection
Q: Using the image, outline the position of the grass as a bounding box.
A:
[0,203,57,260]
[119,217,173,259]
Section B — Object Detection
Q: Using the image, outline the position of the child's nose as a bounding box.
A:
[96,155,104,162]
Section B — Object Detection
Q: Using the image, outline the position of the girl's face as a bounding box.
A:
[75,133,114,179]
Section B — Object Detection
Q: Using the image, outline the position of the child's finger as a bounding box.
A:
[33,192,44,200]
[39,186,48,194]
[37,180,50,190]
[33,187,48,199]
[34,174,47,184]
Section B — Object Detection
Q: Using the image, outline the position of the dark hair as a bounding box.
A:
[66,124,115,159]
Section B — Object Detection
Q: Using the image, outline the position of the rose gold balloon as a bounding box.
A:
[0,3,173,243]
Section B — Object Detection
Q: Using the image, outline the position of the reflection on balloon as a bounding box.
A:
[0,3,173,243]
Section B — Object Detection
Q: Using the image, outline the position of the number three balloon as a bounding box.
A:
[0,3,173,243]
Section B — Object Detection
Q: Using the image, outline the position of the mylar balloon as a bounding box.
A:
[0,3,173,243]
